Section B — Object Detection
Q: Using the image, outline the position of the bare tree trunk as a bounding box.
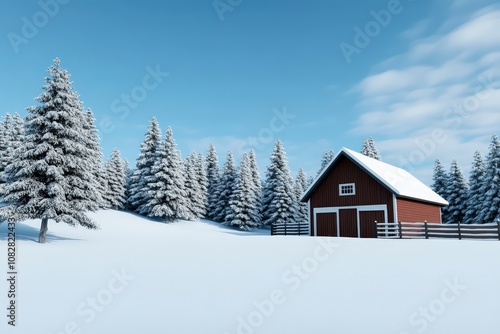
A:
[38,218,48,244]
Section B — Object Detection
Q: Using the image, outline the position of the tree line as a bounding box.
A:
[432,135,500,224]
[0,58,381,243]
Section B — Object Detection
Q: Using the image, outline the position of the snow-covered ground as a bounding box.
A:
[0,210,499,334]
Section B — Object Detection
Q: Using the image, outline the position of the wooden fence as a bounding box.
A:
[376,221,500,240]
[271,222,309,236]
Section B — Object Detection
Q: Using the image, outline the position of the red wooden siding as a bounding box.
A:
[396,198,442,223]
[309,155,395,235]
[359,210,385,238]
[316,213,337,237]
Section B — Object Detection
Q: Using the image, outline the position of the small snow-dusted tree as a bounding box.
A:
[317,149,335,176]
[307,175,314,187]
[206,144,221,220]
[104,148,127,210]
[143,127,189,222]
[184,151,206,220]
[262,140,297,225]
[225,153,261,230]
[294,168,308,223]
[128,117,162,213]
[213,151,237,223]
[464,151,485,224]
[248,150,262,225]
[443,160,468,224]
[0,59,100,243]
[361,137,381,160]
[477,135,500,224]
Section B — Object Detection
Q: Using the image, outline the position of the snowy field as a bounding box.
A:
[0,210,499,334]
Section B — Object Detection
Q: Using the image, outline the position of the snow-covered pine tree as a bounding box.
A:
[464,151,485,224]
[262,140,297,226]
[0,58,100,243]
[477,135,500,224]
[206,144,220,220]
[0,114,13,186]
[99,165,111,208]
[213,151,237,223]
[431,159,448,197]
[127,117,161,213]
[317,149,335,176]
[225,153,261,230]
[184,151,206,220]
[443,160,468,224]
[431,159,449,224]
[294,168,308,223]
[82,108,106,208]
[361,137,381,160]
[307,175,314,187]
[195,153,208,218]
[143,127,189,222]
[104,148,127,210]
[248,150,262,225]
[11,112,24,151]
[123,159,134,210]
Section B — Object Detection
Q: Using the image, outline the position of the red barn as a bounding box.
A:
[301,148,448,238]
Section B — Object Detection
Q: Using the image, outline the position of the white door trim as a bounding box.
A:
[313,204,387,237]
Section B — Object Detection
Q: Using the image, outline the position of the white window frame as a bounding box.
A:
[339,183,356,196]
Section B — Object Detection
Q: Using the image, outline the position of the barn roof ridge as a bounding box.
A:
[301,147,448,206]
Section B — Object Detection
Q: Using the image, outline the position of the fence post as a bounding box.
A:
[424,221,428,239]
[497,219,500,241]
[458,220,461,240]
[374,220,378,238]
[398,221,402,239]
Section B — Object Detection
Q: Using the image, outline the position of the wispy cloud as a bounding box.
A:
[351,3,500,183]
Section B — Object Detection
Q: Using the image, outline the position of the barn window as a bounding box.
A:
[339,183,355,196]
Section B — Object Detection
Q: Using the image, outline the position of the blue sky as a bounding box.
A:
[2,0,499,184]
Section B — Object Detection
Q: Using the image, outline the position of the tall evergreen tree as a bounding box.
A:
[122,158,133,209]
[11,113,24,151]
[0,114,13,186]
[195,153,208,218]
[443,160,468,224]
[206,144,220,220]
[431,159,449,224]
[294,168,308,223]
[477,135,500,224]
[104,148,127,210]
[361,137,381,160]
[82,108,106,208]
[262,140,297,226]
[184,151,206,220]
[0,59,100,243]
[128,117,162,213]
[213,151,237,223]
[464,151,485,224]
[143,127,189,222]
[248,150,262,225]
[317,149,335,176]
[225,153,261,230]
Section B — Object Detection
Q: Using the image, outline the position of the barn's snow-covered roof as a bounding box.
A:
[301,148,448,206]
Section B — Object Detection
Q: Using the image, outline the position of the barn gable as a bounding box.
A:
[302,148,448,238]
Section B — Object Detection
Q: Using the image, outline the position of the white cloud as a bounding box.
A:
[351,4,500,184]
